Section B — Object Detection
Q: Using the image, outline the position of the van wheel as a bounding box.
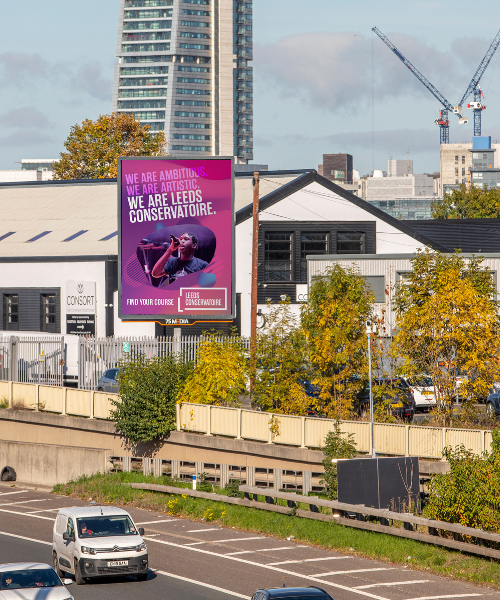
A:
[74,560,85,585]
[53,552,64,578]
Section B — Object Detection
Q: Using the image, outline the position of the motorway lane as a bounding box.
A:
[0,483,498,600]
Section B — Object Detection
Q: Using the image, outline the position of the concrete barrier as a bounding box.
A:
[0,439,112,487]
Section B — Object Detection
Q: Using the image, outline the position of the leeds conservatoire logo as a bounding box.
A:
[78,284,84,293]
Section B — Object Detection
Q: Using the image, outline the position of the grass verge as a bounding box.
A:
[54,472,500,590]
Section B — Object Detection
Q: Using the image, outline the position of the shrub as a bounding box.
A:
[320,419,357,500]
[111,354,193,442]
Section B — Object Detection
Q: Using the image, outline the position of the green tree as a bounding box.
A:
[253,300,310,415]
[320,420,357,500]
[52,112,166,180]
[431,184,500,219]
[111,354,192,442]
[393,249,500,424]
[301,264,374,419]
[178,333,247,406]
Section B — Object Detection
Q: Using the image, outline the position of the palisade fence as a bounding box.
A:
[0,336,64,386]
[78,335,251,390]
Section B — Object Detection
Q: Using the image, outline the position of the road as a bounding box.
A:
[0,482,498,600]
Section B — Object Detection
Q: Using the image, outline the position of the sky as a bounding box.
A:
[1,0,500,176]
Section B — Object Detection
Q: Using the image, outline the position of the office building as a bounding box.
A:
[0,159,57,183]
[112,0,253,163]
[318,154,353,184]
[387,158,412,177]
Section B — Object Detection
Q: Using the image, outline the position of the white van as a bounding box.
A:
[52,506,148,585]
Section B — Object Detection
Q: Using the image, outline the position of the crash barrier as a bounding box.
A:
[0,381,494,458]
[126,481,500,561]
[0,380,118,420]
[108,455,323,493]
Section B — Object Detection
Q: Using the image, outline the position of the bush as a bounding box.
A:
[111,354,193,442]
[320,419,357,499]
[426,430,500,532]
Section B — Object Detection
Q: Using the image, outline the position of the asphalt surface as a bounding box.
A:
[0,482,498,600]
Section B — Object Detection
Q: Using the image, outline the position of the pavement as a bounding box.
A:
[0,481,498,600]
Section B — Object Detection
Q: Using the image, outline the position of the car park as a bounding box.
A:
[356,378,415,420]
[0,563,73,600]
[52,506,148,585]
[400,376,437,412]
[251,586,334,600]
[96,368,119,393]
[486,391,500,419]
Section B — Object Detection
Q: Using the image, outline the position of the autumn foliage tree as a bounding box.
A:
[431,183,500,219]
[301,264,374,419]
[52,112,166,180]
[393,249,500,424]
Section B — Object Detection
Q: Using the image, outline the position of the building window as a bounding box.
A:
[455,155,459,164]
[462,168,465,176]
[300,233,328,281]
[3,294,19,331]
[337,232,365,254]
[40,294,56,332]
[264,232,292,281]
[462,156,465,164]
[331,170,345,179]
[455,167,459,175]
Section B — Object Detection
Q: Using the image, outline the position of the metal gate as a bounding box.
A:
[0,336,65,386]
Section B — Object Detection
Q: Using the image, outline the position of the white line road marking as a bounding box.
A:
[0,508,54,521]
[187,528,220,533]
[156,569,250,599]
[0,530,52,546]
[27,507,73,514]
[402,596,482,600]
[268,557,350,566]
[0,491,29,497]
[0,499,48,507]
[226,547,297,556]
[312,568,395,577]
[142,536,394,600]
[135,519,178,525]
[210,537,262,543]
[355,580,431,589]
[184,542,207,546]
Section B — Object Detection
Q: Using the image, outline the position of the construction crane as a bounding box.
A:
[455,29,500,137]
[372,27,467,144]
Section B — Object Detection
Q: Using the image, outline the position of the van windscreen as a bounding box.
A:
[77,515,138,538]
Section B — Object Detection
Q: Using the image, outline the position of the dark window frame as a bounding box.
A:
[3,294,19,331]
[337,231,366,254]
[40,294,57,333]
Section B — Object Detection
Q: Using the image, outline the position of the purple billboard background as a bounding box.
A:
[119,157,234,319]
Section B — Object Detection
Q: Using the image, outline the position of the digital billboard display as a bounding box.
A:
[118,156,234,321]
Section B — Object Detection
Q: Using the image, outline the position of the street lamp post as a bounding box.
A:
[366,320,375,459]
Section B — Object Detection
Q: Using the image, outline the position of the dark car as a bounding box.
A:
[97,368,119,393]
[252,587,334,600]
[356,377,415,421]
[486,391,500,419]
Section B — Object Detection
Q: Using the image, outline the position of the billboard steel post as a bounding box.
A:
[250,172,260,394]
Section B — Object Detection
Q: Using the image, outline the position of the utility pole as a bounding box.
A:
[366,320,375,458]
[250,172,260,395]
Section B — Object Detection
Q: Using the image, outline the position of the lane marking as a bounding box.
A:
[156,569,250,599]
[0,508,54,521]
[402,596,482,600]
[226,547,297,556]
[355,580,431,589]
[0,499,48,507]
[312,568,395,577]
[0,530,52,546]
[211,537,262,543]
[27,507,74,514]
[268,557,350,566]
[187,528,220,533]
[184,542,206,546]
[135,519,177,525]
[142,536,395,600]
[0,491,30,497]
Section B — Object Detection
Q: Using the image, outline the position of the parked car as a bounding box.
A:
[97,368,119,393]
[486,392,500,419]
[0,563,73,600]
[356,378,415,421]
[400,376,437,412]
[251,587,334,600]
[52,506,148,584]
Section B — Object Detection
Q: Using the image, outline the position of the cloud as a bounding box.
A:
[0,130,57,147]
[0,52,49,87]
[254,31,487,114]
[0,107,53,130]
[69,62,113,102]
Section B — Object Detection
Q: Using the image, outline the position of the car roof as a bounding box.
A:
[57,506,131,518]
[0,563,52,573]
[264,588,330,598]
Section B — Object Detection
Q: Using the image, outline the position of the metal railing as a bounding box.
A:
[0,336,64,386]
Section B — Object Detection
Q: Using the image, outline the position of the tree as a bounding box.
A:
[301,264,374,419]
[178,333,247,407]
[320,420,357,500]
[253,300,310,415]
[111,354,192,442]
[52,112,166,180]
[393,249,500,424]
[431,184,500,219]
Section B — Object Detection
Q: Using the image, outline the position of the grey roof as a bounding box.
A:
[406,218,500,253]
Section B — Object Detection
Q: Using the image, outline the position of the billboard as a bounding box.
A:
[118,156,234,321]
